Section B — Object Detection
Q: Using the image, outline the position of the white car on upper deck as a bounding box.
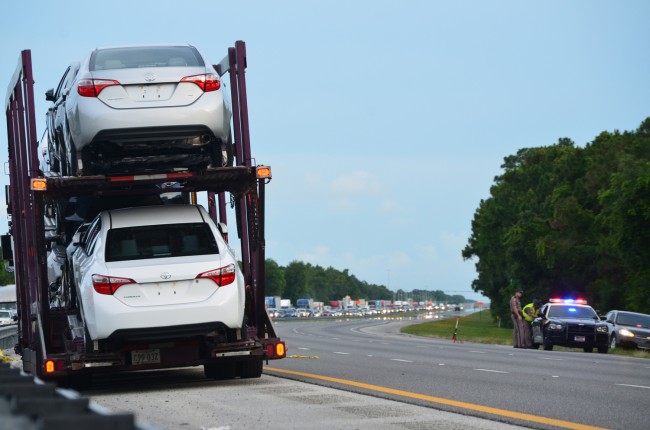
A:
[45,44,232,176]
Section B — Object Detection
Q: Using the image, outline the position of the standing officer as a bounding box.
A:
[522,299,541,344]
[510,288,532,348]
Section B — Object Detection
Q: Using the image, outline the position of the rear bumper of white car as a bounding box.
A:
[86,283,244,341]
[70,92,230,151]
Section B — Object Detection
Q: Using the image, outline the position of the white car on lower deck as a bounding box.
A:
[71,204,244,343]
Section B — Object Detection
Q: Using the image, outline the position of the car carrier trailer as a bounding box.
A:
[3,41,285,385]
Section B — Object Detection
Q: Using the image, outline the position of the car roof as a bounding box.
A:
[106,205,206,229]
[93,43,196,51]
[610,310,649,317]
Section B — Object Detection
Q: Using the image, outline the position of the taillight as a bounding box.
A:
[92,274,136,295]
[44,359,66,373]
[180,73,221,92]
[196,264,236,286]
[77,79,120,97]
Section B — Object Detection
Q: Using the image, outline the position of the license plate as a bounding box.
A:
[574,336,586,342]
[132,349,161,365]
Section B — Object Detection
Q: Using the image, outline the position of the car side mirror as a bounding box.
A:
[45,88,55,102]
[217,222,228,242]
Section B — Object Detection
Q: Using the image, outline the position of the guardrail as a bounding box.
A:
[0,324,18,351]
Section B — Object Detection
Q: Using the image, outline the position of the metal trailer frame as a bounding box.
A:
[4,41,284,381]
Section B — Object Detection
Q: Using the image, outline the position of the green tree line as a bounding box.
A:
[0,260,14,286]
[462,118,650,325]
[264,259,470,305]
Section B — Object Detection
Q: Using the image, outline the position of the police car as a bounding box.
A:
[531,298,610,353]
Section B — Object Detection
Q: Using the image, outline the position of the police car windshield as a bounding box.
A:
[548,304,598,319]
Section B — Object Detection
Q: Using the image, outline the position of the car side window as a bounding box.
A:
[83,217,102,255]
[61,63,79,95]
[53,67,71,100]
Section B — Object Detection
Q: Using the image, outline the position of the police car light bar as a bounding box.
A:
[549,298,587,304]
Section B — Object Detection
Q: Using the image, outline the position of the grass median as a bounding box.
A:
[402,310,512,345]
[401,310,650,358]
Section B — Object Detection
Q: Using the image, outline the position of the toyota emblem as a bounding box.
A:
[160,272,171,280]
[144,73,156,82]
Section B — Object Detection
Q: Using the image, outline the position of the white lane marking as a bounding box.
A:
[540,357,563,361]
[390,359,413,363]
[475,369,509,374]
[552,376,559,378]
[469,350,486,354]
[333,352,350,355]
[416,345,428,348]
[298,347,310,350]
[368,355,373,357]
[439,363,445,366]
[617,384,650,389]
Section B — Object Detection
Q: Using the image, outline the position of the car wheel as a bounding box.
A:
[583,346,594,353]
[597,345,608,354]
[63,127,77,176]
[222,136,234,167]
[609,335,616,350]
[532,343,540,350]
[210,134,234,168]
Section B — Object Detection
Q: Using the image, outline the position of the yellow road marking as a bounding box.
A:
[264,367,606,430]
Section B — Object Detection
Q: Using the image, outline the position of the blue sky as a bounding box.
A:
[2,1,648,301]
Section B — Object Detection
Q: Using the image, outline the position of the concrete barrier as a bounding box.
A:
[0,324,18,351]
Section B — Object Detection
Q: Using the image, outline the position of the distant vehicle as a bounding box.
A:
[0,309,17,325]
[294,308,310,318]
[603,310,650,350]
[70,204,244,346]
[266,308,280,318]
[531,299,610,353]
[45,44,233,176]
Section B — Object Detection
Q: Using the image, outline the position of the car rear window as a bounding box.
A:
[91,46,204,71]
[105,222,218,262]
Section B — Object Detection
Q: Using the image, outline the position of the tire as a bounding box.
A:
[583,346,594,353]
[204,362,237,380]
[238,358,263,379]
[211,133,234,168]
[59,373,93,391]
[222,135,234,167]
[532,343,540,350]
[63,127,77,176]
[609,335,617,350]
[597,345,608,354]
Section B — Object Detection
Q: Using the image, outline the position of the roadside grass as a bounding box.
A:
[402,310,512,345]
[402,310,650,358]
